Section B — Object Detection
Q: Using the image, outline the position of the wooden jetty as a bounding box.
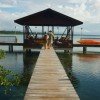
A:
[0,43,23,52]
[73,44,100,53]
[0,42,100,53]
[24,47,79,100]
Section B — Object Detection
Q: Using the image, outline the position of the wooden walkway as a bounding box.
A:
[0,42,100,53]
[24,47,79,100]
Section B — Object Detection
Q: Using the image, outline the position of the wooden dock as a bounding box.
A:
[24,47,79,100]
[0,42,100,53]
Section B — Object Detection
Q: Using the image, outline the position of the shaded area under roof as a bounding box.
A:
[14,8,83,26]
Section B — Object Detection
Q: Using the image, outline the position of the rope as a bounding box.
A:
[60,27,67,38]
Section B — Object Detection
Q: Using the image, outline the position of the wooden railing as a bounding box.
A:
[0,36,17,43]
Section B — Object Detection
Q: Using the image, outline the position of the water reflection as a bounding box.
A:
[0,52,39,100]
[76,54,100,62]
[71,54,100,100]
[21,52,39,85]
[57,52,79,87]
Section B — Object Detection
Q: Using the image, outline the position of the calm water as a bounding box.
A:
[0,34,100,52]
[57,52,100,100]
[0,34,23,51]
[0,34,100,100]
[0,52,39,100]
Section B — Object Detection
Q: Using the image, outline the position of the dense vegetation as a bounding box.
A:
[0,50,20,94]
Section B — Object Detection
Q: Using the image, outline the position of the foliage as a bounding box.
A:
[0,65,21,94]
[0,49,5,59]
[0,65,21,86]
[0,50,21,94]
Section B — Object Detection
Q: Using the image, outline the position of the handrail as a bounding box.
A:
[0,36,17,43]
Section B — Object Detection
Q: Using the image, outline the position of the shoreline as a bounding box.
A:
[0,31,100,36]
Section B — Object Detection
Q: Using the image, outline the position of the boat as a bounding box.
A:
[77,39,100,45]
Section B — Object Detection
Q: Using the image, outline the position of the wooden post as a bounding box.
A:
[48,26,49,32]
[9,45,13,52]
[23,26,25,43]
[66,26,71,40]
[83,46,87,54]
[23,26,25,51]
[71,26,74,45]
[64,50,67,53]
[67,26,70,35]
[42,26,44,37]
[52,26,54,33]
[64,48,72,54]
[23,26,29,43]
[25,49,31,53]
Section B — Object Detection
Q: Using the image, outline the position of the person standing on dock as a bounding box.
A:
[48,30,54,49]
[43,32,49,49]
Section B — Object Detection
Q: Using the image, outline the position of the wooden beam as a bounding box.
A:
[9,45,13,52]
[42,26,44,37]
[83,47,87,54]
[52,26,54,33]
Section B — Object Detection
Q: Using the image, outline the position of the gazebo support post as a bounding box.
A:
[23,25,30,42]
[23,26,25,43]
[71,26,74,45]
[70,26,74,53]
[23,25,31,52]
[65,26,74,53]
[66,26,71,40]
[52,26,54,33]
[42,26,44,37]
[48,26,49,32]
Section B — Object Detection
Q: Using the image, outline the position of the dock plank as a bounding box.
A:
[24,47,79,100]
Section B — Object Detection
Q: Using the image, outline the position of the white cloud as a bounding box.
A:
[54,0,100,23]
[0,2,13,8]
[0,0,100,32]
[73,3,91,21]
[0,10,27,30]
[50,3,91,23]
[0,0,17,8]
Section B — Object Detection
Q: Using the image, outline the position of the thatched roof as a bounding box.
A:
[14,8,83,26]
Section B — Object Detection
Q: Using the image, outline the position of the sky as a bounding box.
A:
[0,0,100,35]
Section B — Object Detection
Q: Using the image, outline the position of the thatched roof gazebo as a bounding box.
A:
[14,8,83,48]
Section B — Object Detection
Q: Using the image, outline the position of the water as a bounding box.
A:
[0,34,100,52]
[73,35,100,53]
[0,34,23,51]
[0,34,100,100]
[57,52,100,100]
[0,52,39,100]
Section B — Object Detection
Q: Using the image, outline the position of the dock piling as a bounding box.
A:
[9,45,13,52]
[83,46,87,54]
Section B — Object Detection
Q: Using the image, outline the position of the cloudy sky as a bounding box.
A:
[0,0,100,34]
